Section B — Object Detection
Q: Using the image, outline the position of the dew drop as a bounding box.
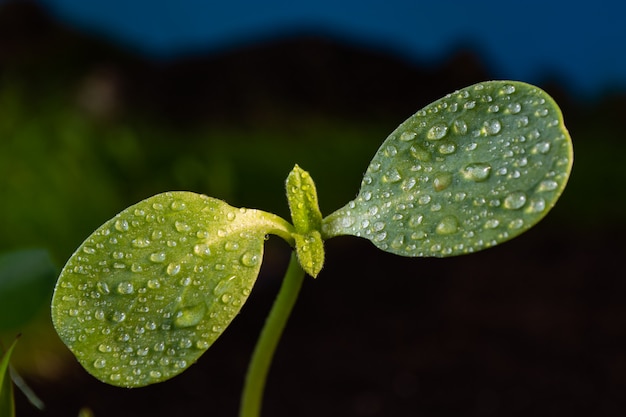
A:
[537,180,558,192]
[503,191,527,210]
[410,144,431,162]
[462,163,492,182]
[483,119,502,135]
[526,198,546,213]
[427,123,448,140]
[532,141,551,154]
[502,84,516,94]
[484,219,500,229]
[391,235,405,249]
[193,243,211,257]
[170,200,186,211]
[166,263,181,276]
[224,241,240,251]
[383,169,402,183]
[93,358,107,369]
[436,216,459,235]
[82,246,96,255]
[117,281,134,295]
[97,281,110,295]
[507,102,522,114]
[241,252,259,267]
[175,221,191,233]
[438,142,456,155]
[150,252,166,263]
[147,279,161,289]
[174,304,206,328]
[508,219,525,230]
[131,238,151,248]
[400,131,417,141]
[111,311,126,323]
[433,172,453,191]
[149,370,162,379]
[114,219,129,232]
[453,119,468,134]
[418,194,432,205]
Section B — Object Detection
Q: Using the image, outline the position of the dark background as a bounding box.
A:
[1,1,625,416]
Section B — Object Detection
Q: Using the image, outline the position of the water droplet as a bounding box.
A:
[175,221,191,233]
[131,238,151,248]
[241,252,259,267]
[427,123,448,140]
[438,142,456,155]
[400,131,416,141]
[97,281,110,295]
[166,263,181,276]
[433,172,453,191]
[484,219,500,229]
[150,252,166,263]
[149,370,162,379]
[507,102,522,114]
[82,246,96,254]
[453,119,468,134]
[401,177,417,191]
[503,191,527,210]
[384,145,398,157]
[391,235,405,249]
[174,303,206,328]
[170,200,186,211]
[111,311,126,323]
[147,279,161,289]
[502,84,516,94]
[117,282,134,295]
[535,108,549,117]
[383,169,402,183]
[488,104,500,113]
[224,241,240,251]
[483,119,502,135]
[410,144,431,162]
[114,219,129,232]
[193,243,211,257]
[537,180,558,192]
[508,219,525,230]
[526,198,546,213]
[532,141,551,154]
[93,358,106,369]
[436,216,459,235]
[98,343,112,353]
[462,163,492,182]
[418,194,432,205]
[464,100,476,109]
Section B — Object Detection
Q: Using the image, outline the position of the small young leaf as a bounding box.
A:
[0,338,19,417]
[323,81,573,256]
[51,192,294,387]
[286,165,324,277]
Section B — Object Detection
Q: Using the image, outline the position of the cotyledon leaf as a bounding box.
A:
[51,192,294,388]
[322,81,573,256]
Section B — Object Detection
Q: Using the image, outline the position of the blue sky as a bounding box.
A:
[31,0,626,98]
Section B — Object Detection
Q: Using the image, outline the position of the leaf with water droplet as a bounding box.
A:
[51,192,294,387]
[323,81,573,257]
[286,165,324,277]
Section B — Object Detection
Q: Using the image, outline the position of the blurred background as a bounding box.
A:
[1,0,625,416]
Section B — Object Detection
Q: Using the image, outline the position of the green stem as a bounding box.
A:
[239,252,306,417]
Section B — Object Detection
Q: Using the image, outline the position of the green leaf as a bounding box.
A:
[0,249,57,331]
[51,191,294,387]
[286,165,324,277]
[323,81,573,256]
[0,338,19,417]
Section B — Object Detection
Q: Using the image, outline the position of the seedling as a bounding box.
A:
[51,81,573,416]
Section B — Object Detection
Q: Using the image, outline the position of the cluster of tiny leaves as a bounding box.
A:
[52,81,573,389]
[323,81,573,256]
